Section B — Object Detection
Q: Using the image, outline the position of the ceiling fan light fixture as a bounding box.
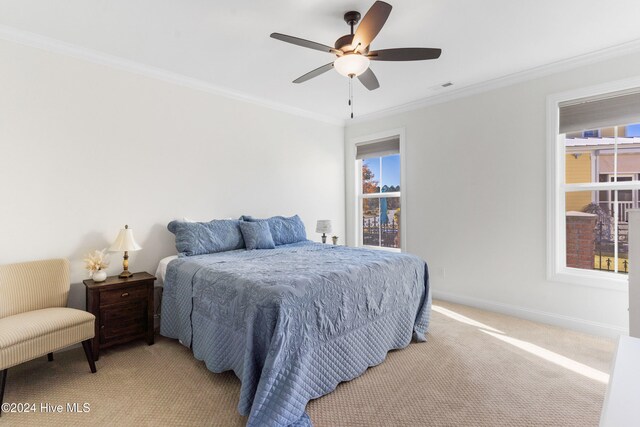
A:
[334,54,370,77]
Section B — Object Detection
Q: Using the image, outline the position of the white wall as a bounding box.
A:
[0,39,345,309]
[345,51,640,337]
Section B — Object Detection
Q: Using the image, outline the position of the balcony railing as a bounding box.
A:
[363,216,399,248]
[599,201,635,223]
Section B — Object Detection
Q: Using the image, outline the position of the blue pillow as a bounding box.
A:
[167,219,245,256]
[238,221,275,250]
[241,215,307,246]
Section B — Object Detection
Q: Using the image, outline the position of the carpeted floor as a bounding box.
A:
[2,300,615,426]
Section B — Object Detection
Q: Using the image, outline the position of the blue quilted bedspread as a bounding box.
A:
[160,241,430,426]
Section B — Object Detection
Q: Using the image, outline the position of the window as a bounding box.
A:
[548,84,640,288]
[356,137,402,250]
[626,123,640,137]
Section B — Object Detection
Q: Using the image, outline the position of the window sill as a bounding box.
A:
[549,267,628,291]
[360,245,401,253]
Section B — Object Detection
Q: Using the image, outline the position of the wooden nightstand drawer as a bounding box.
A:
[100,301,147,343]
[100,323,146,345]
[101,286,147,306]
[84,272,156,360]
[100,300,146,326]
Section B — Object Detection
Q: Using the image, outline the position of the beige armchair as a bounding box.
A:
[0,259,97,416]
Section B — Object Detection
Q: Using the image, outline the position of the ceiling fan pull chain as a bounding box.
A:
[349,75,354,119]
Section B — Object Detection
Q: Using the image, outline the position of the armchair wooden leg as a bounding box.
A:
[0,369,7,418]
[81,340,97,373]
[47,353,54,362]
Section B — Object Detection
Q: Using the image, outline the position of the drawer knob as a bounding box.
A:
[121,292,129,297]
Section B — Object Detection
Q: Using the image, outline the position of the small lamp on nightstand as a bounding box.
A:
[316,220,332,244]
[109,224,142,278]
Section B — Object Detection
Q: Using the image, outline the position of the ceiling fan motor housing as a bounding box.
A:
[334,34,369,54]
[335,34,354,51]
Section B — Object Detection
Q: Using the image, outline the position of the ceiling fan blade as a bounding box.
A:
[352,1,392,52]
[368,48,442,61]
[270,33,338,54]
[293,62,334,83]
[358,67,380,91]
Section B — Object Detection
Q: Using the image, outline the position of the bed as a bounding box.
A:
[160,216,430,427]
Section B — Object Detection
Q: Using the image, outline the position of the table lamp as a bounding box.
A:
[109,224,142,278]
[316,220,332,244]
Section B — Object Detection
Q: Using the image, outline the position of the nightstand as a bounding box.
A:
[83,272,156,361]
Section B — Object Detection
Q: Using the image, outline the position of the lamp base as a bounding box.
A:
[119,251,133,278]
[118,270,134,279]
[321,233,327,244]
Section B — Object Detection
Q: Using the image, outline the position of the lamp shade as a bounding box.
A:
[315,220,332,234]
[109,225,142,252]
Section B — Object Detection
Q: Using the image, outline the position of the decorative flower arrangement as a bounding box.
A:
[84,249,110,277]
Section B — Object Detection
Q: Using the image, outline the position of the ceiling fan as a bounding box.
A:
[270,0,442,115]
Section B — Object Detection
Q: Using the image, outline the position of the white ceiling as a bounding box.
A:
[2,0,640,121]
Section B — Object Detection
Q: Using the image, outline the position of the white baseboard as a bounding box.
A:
[432,289,628,338]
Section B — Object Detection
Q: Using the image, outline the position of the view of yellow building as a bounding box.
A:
[565,152,592,211]
[565,126,640,222]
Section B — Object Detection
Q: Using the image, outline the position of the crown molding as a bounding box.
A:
[348,37,640,125]
[0,24,343,127]
[4,24,640,129]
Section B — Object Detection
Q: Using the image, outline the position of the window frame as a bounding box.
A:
[547,77,640,291]
[353,129,406,252]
